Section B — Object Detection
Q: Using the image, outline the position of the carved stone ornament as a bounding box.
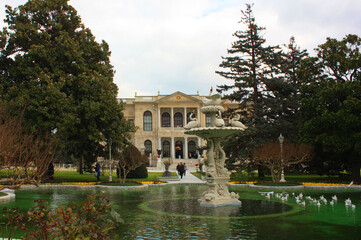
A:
[185,94,247,206]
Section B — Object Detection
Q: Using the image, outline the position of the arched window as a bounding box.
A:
[162,141,170,158]
[143,111,152,131]
[144,140,152,156]
[161,112,170,127]
[174,112,183,127]
[188,141,197,158]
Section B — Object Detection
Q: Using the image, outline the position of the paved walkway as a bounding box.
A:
[178,170,205,183]
[148,164,205,183]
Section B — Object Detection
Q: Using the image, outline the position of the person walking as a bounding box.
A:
[177,162,185,179]
[183,162,187,176]
[95,162,101,181]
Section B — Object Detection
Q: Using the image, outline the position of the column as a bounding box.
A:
[183,107,187,127]
[171,107,174,129]
[197,107,201,127]
[158,107,161,129]
[158,138,161,150]
[171,137,175,162]
[157,137,162,168]
[184,137,188,159]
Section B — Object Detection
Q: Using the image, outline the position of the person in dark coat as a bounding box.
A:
[183,163,187,176]
[176,162,185,179]
[95,162,101,181]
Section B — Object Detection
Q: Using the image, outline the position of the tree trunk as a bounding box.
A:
[351,160,361,183]
[271,169,276,182]
[122,168,127,184]
[258,165,265,179]
[271,167,279,183]
[79,156,84,174]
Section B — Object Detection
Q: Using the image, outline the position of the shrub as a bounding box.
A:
[126,163,148,179]
[1,193,123,239]
[230,171,256,182]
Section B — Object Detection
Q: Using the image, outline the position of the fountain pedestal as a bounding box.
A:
[185,94,246,207]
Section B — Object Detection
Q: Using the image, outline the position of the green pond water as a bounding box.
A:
[1,185,361,239]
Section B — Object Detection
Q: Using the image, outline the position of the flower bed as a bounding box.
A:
[302,182,360,187]
[41,182,97,185]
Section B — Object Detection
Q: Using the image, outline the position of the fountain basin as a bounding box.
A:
[185,127,245,138]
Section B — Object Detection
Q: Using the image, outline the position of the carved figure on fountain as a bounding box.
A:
[184,112,201,130]
[230,114,247,130]
[202,94,222,106]
[214,110,225,127]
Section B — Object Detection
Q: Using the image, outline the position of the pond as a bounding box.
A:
[1,185,360,239]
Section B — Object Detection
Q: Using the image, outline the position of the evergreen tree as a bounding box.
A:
[265,37,309,141]
[299,34,361,181]
[216,4,277,174]
[0,0,132,172]
[216,4,274,130]
[216,5,308,176]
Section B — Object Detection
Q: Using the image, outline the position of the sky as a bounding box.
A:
[1,0,361,98]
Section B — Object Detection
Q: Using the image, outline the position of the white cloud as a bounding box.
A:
[1,0,361,98]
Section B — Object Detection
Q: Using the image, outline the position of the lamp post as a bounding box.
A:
[109,138,112,182]
[278,133,286,182]
[157,149,162,168]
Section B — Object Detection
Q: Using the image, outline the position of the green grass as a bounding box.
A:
[254,182,302,186]
[99,181,143,186]
[47,171,177,183]
[231,172,353,184]
[0,170,176,185]
[191,172,205,180]
[0,192,6,197]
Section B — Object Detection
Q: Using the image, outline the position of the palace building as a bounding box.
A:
[119,91,238,166]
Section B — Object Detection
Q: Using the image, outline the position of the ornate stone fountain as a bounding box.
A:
[184,94,247,206]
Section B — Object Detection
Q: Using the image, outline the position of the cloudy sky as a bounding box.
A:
[1,0,361,98]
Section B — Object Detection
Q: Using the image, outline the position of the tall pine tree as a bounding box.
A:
[216,5,308,175]
[216,4,277,172]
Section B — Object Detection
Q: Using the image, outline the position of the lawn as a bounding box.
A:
[48,171,177,183]
[0,170,177,185]
[230,172,354,184]
[191,172,205,180]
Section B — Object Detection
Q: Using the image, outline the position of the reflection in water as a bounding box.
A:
[148,198,292,217]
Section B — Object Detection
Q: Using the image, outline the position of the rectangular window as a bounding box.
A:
[206,114,211,127]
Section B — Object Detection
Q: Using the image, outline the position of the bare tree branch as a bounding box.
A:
[0,107,55,190]
[253,141,312,182]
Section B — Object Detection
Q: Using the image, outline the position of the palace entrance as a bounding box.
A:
[175,140,183,159]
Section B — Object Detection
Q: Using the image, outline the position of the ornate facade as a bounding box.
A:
[119,91,238,165]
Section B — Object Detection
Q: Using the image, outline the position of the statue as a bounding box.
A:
[202,94,222,106]
[230,114,247,129]
[184,112,201,130]
[185,93,247,206]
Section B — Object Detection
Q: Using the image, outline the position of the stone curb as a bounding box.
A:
[0,188,16,202]
[19,184,149,190]
[247,184,305,190]
[1,182,359,196]
[229,183,361,190]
